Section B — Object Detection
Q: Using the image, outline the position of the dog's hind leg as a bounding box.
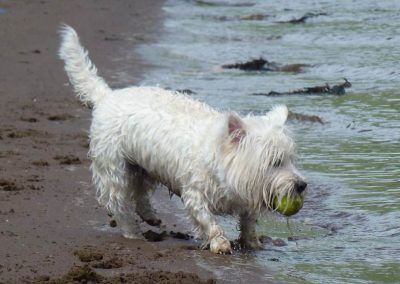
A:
[127,163,161,227]
[91,155,142,239]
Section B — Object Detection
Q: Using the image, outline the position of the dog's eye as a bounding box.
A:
[273,158,282,167]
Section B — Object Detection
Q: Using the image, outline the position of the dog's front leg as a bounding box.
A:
[182,189,232,254]
[238,213,262,249]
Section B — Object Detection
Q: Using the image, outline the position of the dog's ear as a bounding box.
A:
[265,105,288,126]
[227,114,246,144]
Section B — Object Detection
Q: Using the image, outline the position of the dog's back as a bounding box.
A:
[59,25,222,190]
[90,85,221,188]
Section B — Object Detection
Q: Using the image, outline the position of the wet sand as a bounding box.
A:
[0,0,218,283]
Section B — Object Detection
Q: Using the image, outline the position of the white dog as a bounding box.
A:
[59,25,307,254]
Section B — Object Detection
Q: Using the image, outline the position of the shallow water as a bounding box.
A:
[138,0,400,282]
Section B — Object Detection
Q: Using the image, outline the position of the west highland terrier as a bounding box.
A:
[59,25,307,254]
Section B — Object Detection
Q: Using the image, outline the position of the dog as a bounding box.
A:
[59,25,307,254]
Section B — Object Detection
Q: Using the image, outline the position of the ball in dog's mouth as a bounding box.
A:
[271,194,304,216]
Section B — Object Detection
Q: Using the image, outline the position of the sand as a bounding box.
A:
[0,0,217,283]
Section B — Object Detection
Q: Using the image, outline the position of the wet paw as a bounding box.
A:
[239,237,262,250]
[145,217,162,227]
[122,232,144,240]
[210,235,232,254]
[137,209,161,227]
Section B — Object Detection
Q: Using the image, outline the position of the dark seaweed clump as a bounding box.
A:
[222,57,308,73]
[253,79,352,96]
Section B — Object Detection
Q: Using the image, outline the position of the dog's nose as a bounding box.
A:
[295,180,307,194]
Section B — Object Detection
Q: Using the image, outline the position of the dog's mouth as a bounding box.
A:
[269,193,304,216]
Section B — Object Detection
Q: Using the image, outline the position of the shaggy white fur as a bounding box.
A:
[59,25,307,254]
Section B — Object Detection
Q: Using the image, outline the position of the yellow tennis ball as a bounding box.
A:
[272,195,304,216]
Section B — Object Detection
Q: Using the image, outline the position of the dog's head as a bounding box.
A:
[217,105,306,215]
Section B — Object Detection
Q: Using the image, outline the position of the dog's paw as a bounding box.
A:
[136,209,162,227]
[210,235,232,254]
[144,217,162,227]
[122,232,144,240]
[239,237,262,250]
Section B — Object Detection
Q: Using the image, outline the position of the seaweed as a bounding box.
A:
[222,57,308,72]
[252,79,352,96]
[279,12,328,24]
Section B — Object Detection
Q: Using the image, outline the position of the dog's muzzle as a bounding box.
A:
[295,180,307,194]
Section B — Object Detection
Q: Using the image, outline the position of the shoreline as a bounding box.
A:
[0,0,217,283]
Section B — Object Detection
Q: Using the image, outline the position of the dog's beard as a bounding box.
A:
[262,169,304,211]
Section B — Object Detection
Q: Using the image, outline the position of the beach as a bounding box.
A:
[2,0,399,283]
[0,0,218,282]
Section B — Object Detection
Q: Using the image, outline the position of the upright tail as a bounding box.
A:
[59,24,111,106]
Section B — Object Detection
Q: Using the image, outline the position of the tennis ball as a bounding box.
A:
[272,195,304,216]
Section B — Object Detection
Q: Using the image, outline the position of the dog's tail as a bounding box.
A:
[59,24,111,106]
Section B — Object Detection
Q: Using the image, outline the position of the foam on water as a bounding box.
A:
[138,0,400,282]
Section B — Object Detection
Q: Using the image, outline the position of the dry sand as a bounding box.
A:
[0,0,218,283]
